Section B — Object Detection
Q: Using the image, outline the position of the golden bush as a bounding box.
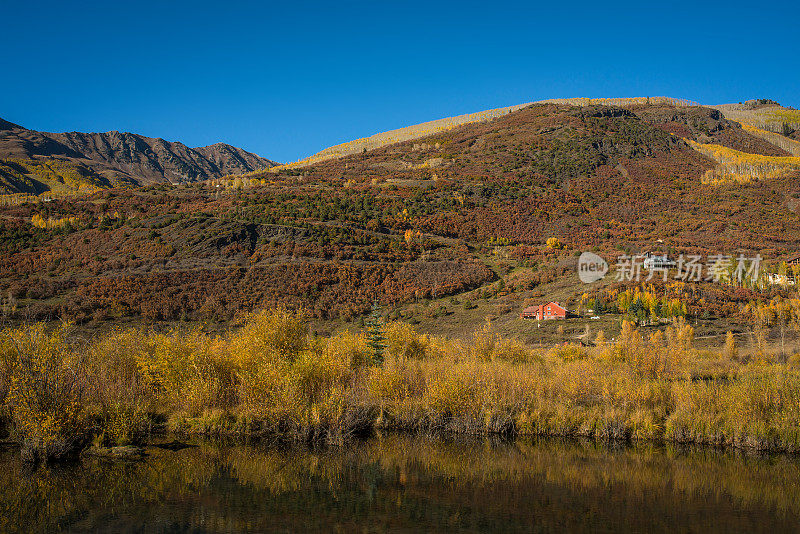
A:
[3,306,800,454]
[229,308,308,366]
[385,322,429,361]
[0,322,88,460]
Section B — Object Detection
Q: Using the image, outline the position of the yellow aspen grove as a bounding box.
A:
[687,140,800,185]
[741,123,800,156]
[711,104,800,136]
[30,214,79,229]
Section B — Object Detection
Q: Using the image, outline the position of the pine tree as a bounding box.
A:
[365,303,386,367]
[630,296,646,325]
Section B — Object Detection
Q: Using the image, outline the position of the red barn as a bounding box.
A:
[521,302,568,320]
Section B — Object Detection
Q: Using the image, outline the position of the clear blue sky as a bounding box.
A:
[2,0,798,163]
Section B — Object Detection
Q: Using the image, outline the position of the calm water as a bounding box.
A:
[1,434,799,533]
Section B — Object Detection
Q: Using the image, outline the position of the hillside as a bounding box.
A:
[271,101,536,170]
[2,99,800,339]
[0,118,275,194]
[711,99,800,140]
[267,97,699,172]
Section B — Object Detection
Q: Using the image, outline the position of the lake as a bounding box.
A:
[1,434,799,533]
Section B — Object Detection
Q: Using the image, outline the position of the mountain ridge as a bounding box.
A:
[251,97,799,176]
[266,97,700,173]
[0,118,276,194]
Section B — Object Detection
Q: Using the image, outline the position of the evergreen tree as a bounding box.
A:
[365,303,386,366]
[629,296,647,325]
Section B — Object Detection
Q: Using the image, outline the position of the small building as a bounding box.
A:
[643,253,676,270]
[521,301,569,320]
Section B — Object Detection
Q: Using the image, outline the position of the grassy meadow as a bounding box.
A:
[1,308,800,462]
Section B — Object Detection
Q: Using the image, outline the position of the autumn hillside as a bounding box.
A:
[2,99,800,339]
[267,97,696,171]
[711,99,800,141]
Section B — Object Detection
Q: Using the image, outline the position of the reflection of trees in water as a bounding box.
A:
[1,436,799,533]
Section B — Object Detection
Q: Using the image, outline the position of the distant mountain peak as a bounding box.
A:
[0,117,277,189]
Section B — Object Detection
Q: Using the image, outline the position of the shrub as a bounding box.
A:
[86,328,154,445]
[3,306,800,453]
[327,330,370,369]
[552,343,588,362]
[290,343,352,405]
[546,237,564,250]
[723,331,738,361]
[0,322,89,461]
[468,320,497,361]
[424,359,489,419]
[493,337,535,364]
[385,322,428,361]
[237,358,290,421]
[230,307,309,366]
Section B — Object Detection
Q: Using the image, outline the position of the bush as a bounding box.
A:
[326,330,370,369]
[468,321,497,361]
[552,343,588,362]
[494,338,535,364]
[546,237,564,250]
[0,322,89,461]
[86,328,154,445]
[385,322,428,361]
[230,307,309,366]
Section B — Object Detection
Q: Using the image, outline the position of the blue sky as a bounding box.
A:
[2,0,798,163]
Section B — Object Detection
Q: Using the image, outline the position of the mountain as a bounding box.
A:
[258,100,800,248]
[271,97,701,171]
[1,98,800,337]
[708,100,800,156]
[273,101,536,170]
[0,118,276,194]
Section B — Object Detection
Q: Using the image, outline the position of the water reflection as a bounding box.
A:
[1,435,799,533]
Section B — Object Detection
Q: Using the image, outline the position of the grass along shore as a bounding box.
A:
[1,308,800,461]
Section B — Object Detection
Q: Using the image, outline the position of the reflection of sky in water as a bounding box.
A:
[1,435,799,533]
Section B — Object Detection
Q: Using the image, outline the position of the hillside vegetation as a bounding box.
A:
[711,100,800,140]
[741,123,800,156]
[2,101,800,329]
[266,97,698,172]
[688,140,800,185]
[0,158,123,196]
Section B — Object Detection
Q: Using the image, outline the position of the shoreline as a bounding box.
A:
[3,310,800,463]
[6,423,798,463]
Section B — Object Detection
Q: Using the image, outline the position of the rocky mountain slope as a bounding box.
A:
[0,118,275,193]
